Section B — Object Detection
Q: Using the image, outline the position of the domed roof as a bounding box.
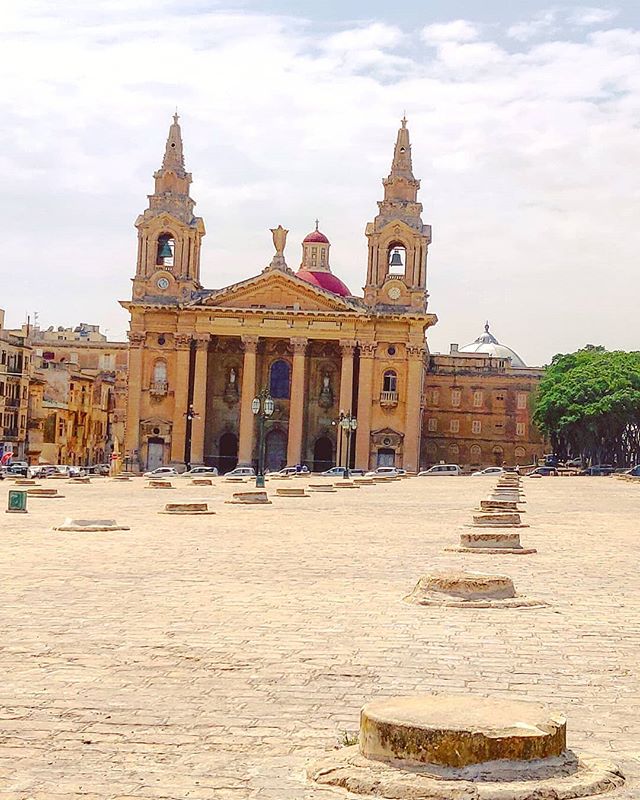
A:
[303,229,330,244]
[458,323,527,368]
[297,269,351,297]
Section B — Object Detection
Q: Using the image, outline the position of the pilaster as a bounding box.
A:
[403,344,426,473]
[238,336,259,466]
[286,338,308,466]
[170,334,193,466]
[190,334,210,466]
[124,332,145,467]
[355,342,376,470]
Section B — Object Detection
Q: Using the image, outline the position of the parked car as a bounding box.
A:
[544,454,559,467]
[365,466,405,478]
[274,465,309,476]
[527,466,558,477]
[32,465,59,478]
[320,466,365,477]
[471,467,504,477]
[86,464,110,475]
[566,458,584,468]
[143,466,179,478]
[418,464,462,476]
[581,464,614,476]
[182,466,219,477]
[225,466,256,478]
[6,462,29,477]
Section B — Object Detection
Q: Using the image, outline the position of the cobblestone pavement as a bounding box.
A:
[0,475,638,799]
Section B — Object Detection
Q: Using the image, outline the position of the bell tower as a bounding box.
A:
[132,113,205,302]
[364,117,431,310]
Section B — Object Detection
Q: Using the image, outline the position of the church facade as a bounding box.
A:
[122,115,544,473]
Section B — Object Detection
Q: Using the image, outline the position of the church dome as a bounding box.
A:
[303,229,330,244]
[458,323,527,368]
[297,269,351,297]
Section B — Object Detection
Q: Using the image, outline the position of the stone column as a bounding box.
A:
[237,336,258,466]
[124,331,144,468]
[287,338,308,466]
[355,342,376,470]
[403,344,426,473]
[190,334,210,466]
[339,340,357,413]
[170,334,193,466]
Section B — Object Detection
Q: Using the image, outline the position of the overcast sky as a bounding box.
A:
[2,0,640,366]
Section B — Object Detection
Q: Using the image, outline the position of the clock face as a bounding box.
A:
[157,277,170,290]
[388,286,401,300]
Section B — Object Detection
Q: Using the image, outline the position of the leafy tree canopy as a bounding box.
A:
[533,346,640,466]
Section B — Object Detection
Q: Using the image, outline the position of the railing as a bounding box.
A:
[2,428,19,439]
[380,391,399,407]
[149,381,169,396]
[5,397,20,408]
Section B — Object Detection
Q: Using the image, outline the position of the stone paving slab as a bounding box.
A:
[0,476,638,798]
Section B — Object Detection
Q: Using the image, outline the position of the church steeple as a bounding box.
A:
[364,117,431,310]
[131,113,205,301]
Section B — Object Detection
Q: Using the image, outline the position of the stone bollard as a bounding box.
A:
[190,478,213,486]
[159,502,215,515]
[353,478,376,486]
[404,571,544,608]
[145,480,174,489]
[308,693,624,798]
[15,479,37,486]
[27,487,64,499]
[447,531,537,555]
[225,490,271,505]
[308,483,337,492]
[54,518,130,532]
[276,487,309,498]
[69,477,91,484]
[334,481,359,489]
[479,499,523,512]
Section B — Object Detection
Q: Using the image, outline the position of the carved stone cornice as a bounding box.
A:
[193,333,211,350]
[291,337,308,356]
[241,335,259,354]
[359,342,377,358]
[175,334,193,351]
[127,332,145,349]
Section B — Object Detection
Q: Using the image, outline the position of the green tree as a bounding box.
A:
[533,347,640,466]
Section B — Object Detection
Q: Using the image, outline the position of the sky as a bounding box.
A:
[2,0,640,366]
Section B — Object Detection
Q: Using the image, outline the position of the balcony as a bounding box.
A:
[2,428,19,440]
[149,381,169,397]
[380,391,399,408]
[5,397,20,408]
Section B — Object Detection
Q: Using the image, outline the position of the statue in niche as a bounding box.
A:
[318,372,334,409]
[223,365,239,405]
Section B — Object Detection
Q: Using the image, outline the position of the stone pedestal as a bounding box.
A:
[276,487,309,497]
[308,693,624,799]
[54,518,130,532]
[335,482,359,489]
[146,480,174,489]
[309,484,336,493]
[480,499,522,512]
[27,488,63,499]
[225,491,271,505]
[471,511,528,528]
[160,502,215,515]
[190,478,213,486]
[447,531,537,555]
[405,571,544,608]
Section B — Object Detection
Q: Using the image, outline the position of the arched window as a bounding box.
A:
[269,359,290,399]
[156,233,175,267]
[153,360,167,384]
[383,370,397,393]
[388,245,406,275]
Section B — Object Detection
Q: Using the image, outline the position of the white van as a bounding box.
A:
[418,464,462,476]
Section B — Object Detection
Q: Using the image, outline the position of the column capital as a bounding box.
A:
[359,342,377,358]
[127,331,145,349]
[407,343,427,358]
[175,334,192,350]
[339,339,357,356]
[193,333,211,350]
[290,337,308,355]
[241,335,259,354]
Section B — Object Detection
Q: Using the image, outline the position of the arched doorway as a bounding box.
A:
[219,432,238,473]
[147,436,165,471]
[313,436,333,472]
[493,446,504,467]
[265,429,287,472]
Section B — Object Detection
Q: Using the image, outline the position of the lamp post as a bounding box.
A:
[340,412,358,479]
[252,389,275,488]
[183,403,200,471]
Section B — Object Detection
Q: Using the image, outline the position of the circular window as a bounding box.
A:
[158,335,166,346]
[387,346,396,356]
[383,437,392,446]
[153,427,160,435]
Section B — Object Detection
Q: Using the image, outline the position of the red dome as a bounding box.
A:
[297,269,351,297]
[303,229,330,244]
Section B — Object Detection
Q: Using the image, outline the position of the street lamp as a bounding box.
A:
[340,412,358,479]
[253,389,275,488]
[183,403,200,471]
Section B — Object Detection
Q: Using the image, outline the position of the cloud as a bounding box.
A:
[421,20,479,44]
[569,7,620,26]
[507,11,558,42]
[1,3,640,365]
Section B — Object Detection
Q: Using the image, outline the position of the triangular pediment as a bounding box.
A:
[194,269,362,314]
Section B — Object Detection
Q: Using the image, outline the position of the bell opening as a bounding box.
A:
[156,234,175,267]
[388,245,406,275]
